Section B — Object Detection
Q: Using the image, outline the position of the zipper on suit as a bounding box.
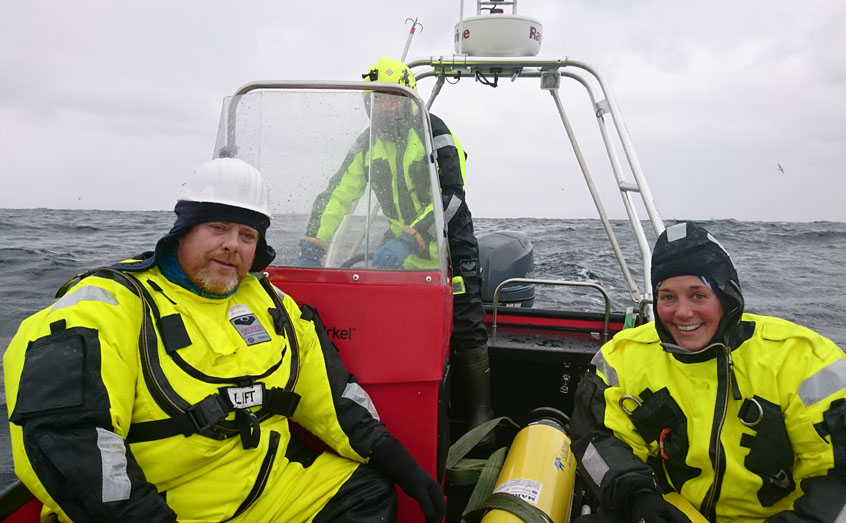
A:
[701,346,734,517]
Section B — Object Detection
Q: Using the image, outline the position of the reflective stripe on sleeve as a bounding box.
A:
[52,286,118,311]
[582,442,610,487]
[96,428,131,503]
[798,359,846,408]
[836,501,846,523]
[591,350,619,387]
[433,133,455,150]
[342,382,380,421]
[444,194,462,224]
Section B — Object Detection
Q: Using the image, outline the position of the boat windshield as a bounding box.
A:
[212,84,448,276]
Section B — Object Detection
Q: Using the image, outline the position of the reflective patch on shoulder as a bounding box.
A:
[799,359,846,408]
[590,351,619,387]
[666,223,687,242]
[433,133,455,150]
[96,427,131,503]
[342,382,380,421]
[52,286,118,312]
[272,285,286,299]
[582,442,610,487]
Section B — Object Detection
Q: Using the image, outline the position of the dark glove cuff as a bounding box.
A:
[620,478,663,521]
[369,435,417,483]
[628,491,671,523]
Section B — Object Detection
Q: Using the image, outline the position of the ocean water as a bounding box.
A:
[1,209,845,492]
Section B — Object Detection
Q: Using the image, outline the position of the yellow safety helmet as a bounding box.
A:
[362,57,417,92]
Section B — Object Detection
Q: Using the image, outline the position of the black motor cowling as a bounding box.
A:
[478,230,535,308]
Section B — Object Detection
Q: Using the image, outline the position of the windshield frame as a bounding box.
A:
[212,81,449,280]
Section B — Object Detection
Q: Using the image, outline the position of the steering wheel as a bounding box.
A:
[340,252,370,268]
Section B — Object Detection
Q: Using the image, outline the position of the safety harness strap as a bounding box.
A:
[61,266,302,449]
[127,394,230,443]
[264,387,302,417]
[127,387,301,444]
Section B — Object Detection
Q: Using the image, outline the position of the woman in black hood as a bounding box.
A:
[651,221,748,353]
[570,222,846,523]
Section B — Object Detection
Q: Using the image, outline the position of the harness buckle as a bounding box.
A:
[185,395,229,433]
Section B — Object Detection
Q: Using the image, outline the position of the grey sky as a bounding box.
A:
[1,1,844,222]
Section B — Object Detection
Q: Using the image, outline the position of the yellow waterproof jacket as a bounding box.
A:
[4,266,387,522]
[572,313,846,522]
[304,114,466,269]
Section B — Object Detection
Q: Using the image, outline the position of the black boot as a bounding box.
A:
[452,343,495,447]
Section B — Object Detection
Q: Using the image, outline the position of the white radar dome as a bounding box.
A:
[454,14,543,56]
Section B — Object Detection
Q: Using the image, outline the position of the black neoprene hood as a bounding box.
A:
[651,222,745,346]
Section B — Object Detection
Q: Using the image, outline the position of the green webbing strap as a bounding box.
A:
[462,492,553,523]
[445,416,520,486]
[446,416,549,521]
[461,446,507,520]
[446,457,490,487]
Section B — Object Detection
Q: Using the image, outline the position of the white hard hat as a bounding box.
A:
[178,158,271,219]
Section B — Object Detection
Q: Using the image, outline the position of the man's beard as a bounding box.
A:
[193,267,240,295]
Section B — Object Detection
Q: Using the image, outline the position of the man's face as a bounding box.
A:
[370,94,407,137]
[177,221,258,294]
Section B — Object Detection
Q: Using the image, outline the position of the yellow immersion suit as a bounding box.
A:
[572,313,846,522]
[4,265,395,522]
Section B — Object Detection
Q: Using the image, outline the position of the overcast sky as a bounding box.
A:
[2,1,844,222]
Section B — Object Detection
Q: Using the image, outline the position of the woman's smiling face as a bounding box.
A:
[656,275,724,351]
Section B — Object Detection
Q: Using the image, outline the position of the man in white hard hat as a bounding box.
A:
[4,158,445,522]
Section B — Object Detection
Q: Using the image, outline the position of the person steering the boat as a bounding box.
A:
[293,56,494,445]
[569,221,846,523]
[3,158,446,523]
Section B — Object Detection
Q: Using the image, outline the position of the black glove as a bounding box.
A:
[630,492,691,523]
[370,436,446,523]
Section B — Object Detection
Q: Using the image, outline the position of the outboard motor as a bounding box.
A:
[478,230,535,308]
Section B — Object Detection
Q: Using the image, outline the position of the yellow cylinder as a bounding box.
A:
[481,412,576,522]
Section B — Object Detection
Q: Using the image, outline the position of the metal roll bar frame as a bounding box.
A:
[491,277,612,341]
[408,55,666,319]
